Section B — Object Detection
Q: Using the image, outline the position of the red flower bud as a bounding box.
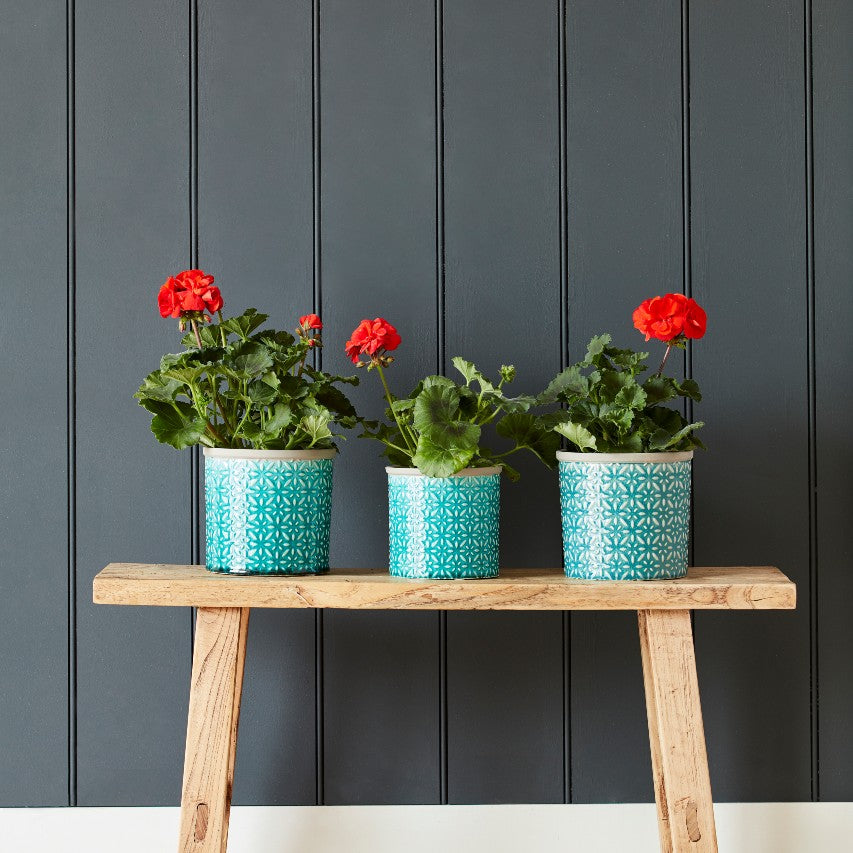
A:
[299,313,323,331]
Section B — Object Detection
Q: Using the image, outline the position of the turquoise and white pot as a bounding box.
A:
[387,466,501,579]
[557,450,693,581]
[204,447,335,575]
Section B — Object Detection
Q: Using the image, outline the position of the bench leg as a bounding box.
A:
[638,610,717,853]
[179,607,250,853]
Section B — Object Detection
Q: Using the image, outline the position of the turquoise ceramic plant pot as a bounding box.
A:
[204,448,335,575]
[558,450,693,581]
[387,467,501,579]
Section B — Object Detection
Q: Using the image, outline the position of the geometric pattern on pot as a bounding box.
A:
[387,468,501,579]
[559,458,691,580]
[205,455,333,575]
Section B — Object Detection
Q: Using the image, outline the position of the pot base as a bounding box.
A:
[205,564,330,577]
[388,565,500,580]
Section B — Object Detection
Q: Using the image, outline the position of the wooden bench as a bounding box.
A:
[94,564,795,853]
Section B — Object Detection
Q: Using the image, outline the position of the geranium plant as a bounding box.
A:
[135,270,359,450]
[347,318,558,479]
[541,293,707,453]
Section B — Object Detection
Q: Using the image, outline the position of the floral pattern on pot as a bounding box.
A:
[205,451,334,575]
[387,468,500,579]
[558,454,691,580]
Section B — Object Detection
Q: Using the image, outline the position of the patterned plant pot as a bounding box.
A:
[557,450,693,580]
[204,448,335,575]
[387,467,501,579]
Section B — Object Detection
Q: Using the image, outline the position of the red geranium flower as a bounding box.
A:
[157,269,222,319]
[299,313,323,331]
[632,293,706,343]
[345,318,401,364]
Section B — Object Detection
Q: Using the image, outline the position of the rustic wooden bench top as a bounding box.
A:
[94,563,795,611]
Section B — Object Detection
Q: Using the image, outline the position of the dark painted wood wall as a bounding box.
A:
[1,0,850,807]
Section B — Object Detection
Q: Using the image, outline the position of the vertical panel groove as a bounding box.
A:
[804,0,819,803]
[435,0,448,806]
[189,0,200,666]
[557,0,570,806]
[312,0,325,808]
[313,0,324,807]
[681,0,695,622]
[66,0,77,809]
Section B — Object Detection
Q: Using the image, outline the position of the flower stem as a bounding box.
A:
[657,342,673,376]
[376,363,416,453]
[216,310,226,347]
[190,318,203,349]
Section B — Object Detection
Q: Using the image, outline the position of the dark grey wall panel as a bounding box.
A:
[3,0,850,809]
[0,0,69,806]
[814,0,853,801]
[690,0,810,800]
[443,0,563,804]
[319,0,440,804]
[198,0,317,806]
[566,0,684,803]
[74,0,192,805]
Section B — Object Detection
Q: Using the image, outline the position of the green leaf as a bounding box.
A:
[412,422,480,477]
[413,383,460,432]
[390,398,416,415]
[247,381,277,405]
[420,374,457,391]
[220,308,268,341]
[536,365,588,405]
[257,329,296,349]
[300,413,333,446]
[447,358,493,393]
[676,378,702,402]
[554,421,598,452]
[481,391,536,414]
[642,374,678,405]
[135,371,183,404]
[228,341,274,378]
[648,421,705,451]
[599,404,635,434]
[496,412,560,467]
[499,461,520,482]
[451,356,478,385]
[607,347,649,370]
[584,334,612,363]
[313,384,358,418]
[598,369,636,402]
[614,383,647,410]
[147,401,207,449]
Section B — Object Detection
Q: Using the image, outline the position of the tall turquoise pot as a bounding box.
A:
[558,450,693,581]
[387,467,501,579]
[204,448,335,575]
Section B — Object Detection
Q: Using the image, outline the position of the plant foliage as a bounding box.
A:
[361,358,559,479]
[135,309,360,450]
[540,334,704,453]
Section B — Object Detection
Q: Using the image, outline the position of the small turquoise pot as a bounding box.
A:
[387,467,501,579]
[558,450,693,581]
[204,448,335,575]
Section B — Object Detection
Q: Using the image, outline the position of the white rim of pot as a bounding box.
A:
[386,466,502,477]
[204,447,337,461]
[556,450,693,464]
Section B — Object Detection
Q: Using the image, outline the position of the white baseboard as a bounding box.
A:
[1,802,851,852]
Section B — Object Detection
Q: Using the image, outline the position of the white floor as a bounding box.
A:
[2,802,851,852]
